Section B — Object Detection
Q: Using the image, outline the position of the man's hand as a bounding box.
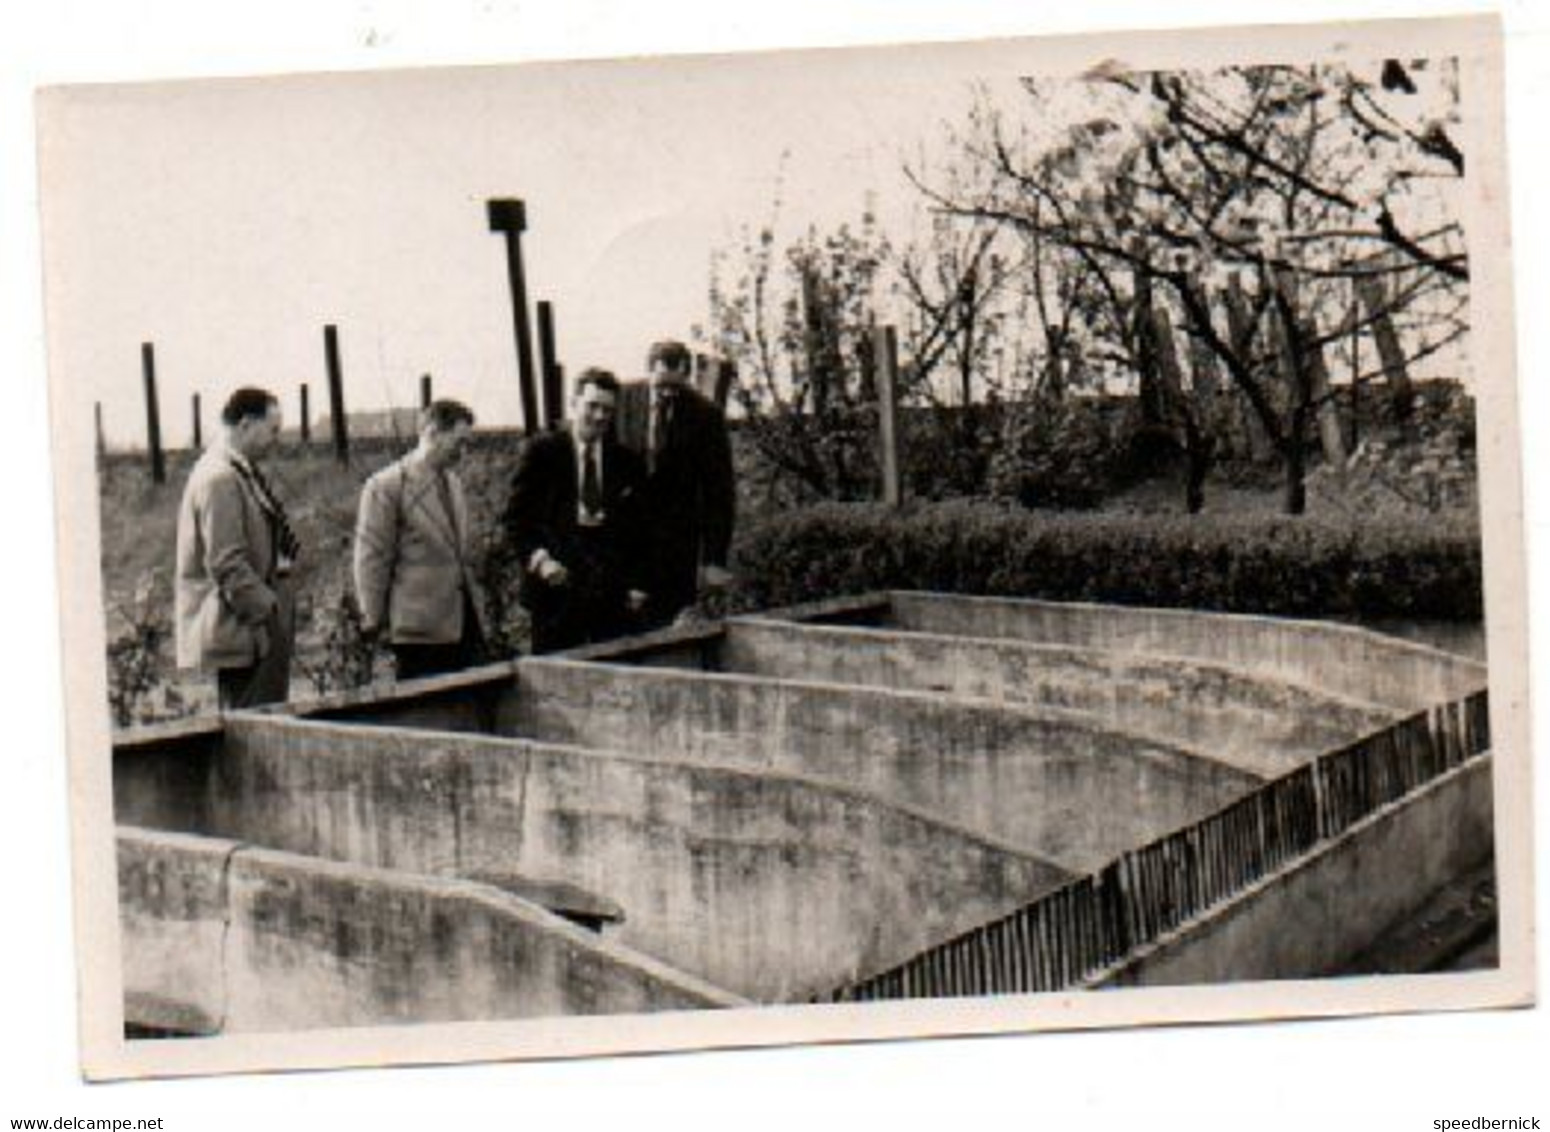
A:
[699,564,734,590]
[626,589,649,613]
[533,550,569,587]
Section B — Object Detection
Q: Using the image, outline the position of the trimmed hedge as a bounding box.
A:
[731,500,1483,621]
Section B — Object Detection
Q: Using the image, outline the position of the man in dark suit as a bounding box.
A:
[636,339,735,627]
[503,368,648,653]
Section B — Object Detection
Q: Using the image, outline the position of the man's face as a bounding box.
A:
[425,421,472,468]
[649,358,690,390]
[573,383,617,444]
[241,403,282,458]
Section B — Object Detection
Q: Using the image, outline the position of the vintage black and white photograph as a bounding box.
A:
[35,11,1532,1081]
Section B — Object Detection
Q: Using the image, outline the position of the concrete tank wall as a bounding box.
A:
[720,619,1395,777]
[883,592,1487,711]
[510,660,1261,872]
[1091,756,1496,987]
[288,662,516,733]
[118,826,743,1034]
[193,717,1071,1001]
[117,828,231,1034]
[113,718,224,832]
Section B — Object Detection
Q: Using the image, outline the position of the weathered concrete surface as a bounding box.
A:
[288,661,516,734]
[563,622,726,670]
[109,592,1492,1022]
[719,619,1395,776]
[187,716,1071,1001]
[880,592,1487,711]
[511,660,1261,872]
[113,717,223,832]
[117,828,231,1034]
[1091,756,1495,987]
[118,826,743,1034]
[1338,860,1497,975]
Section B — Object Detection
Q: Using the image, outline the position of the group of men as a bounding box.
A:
[172,340,734,710]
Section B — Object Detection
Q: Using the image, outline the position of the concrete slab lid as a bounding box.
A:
[464,870,625,926]
[109,713,224,751]
[558,621,726,663]
[730,591,894,626]
[280,658,521,716]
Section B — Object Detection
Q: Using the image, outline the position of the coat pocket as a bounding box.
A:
[388,563,463,641]
[196,588,257,666]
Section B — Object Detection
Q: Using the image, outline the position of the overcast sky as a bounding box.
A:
[39,22,1481,449]
[39,44,1036,446]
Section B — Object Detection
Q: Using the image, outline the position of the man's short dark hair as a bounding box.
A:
[421,399,475,432]
[221,387,278,426]
[574,367,620,396]
[647,340,691,374]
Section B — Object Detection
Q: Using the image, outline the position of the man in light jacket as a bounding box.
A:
[353,399,488,680]
[174,386,298,710]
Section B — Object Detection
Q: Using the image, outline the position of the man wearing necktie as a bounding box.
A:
[174,387,299,710]
[637,339,736,627]
[353,399,489,680]
[503,368,648,653]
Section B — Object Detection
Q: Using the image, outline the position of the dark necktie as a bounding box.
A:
[232,457,301,565]
[651,390,677,472]
[435,470,462,552]
[581,441,603,519]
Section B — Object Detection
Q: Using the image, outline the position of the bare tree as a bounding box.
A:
[916,60,1468,513]
[701,208,891,503]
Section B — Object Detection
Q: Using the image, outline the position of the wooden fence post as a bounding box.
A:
[420,374,433,410]
[141,342,165,484]
[324,324,349,465]
[94,402,106,461]
[299,383,311,445]
[191,393,202,451]
[487,199,541,434]
[872,325,903,508]
[713,359,736,412]
[537,300,563,427]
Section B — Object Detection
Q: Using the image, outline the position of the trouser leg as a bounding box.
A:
[217,581,295,709]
